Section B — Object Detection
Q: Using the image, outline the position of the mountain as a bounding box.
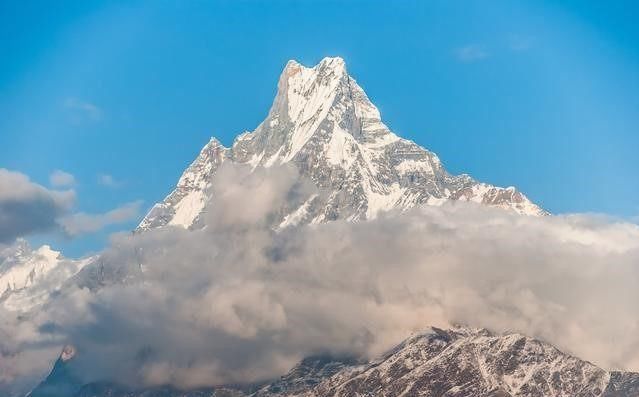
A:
[0,239,92,313]
[31,327,639,397]
[29,346,83,397]
[276,327,634,397]
[29,57,615,397]
[138,57,544,231]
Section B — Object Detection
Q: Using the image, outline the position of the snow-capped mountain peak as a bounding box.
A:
[275,326,639,397]
[0,239,92,312]
[246,55,390,168]
[0,240,60,294]
[139,57,546,231]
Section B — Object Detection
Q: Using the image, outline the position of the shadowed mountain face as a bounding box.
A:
[32,327,639,397]
[29,346,82,397]
[138,57,544,232]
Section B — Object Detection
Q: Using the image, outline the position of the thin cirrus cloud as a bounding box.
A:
[63,98,103,124]
[97,173,122,188]
[454,44,489,62]
[454,37,533,63]
[49,169,76,188]
[508,35,535,51]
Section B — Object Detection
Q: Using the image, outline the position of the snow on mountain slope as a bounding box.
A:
[274,327,637,397]
[0,240,92,312]
[139,57,545,231]
[32,327,639,397]
[27,57,577,397]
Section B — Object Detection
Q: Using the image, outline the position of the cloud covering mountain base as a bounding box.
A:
[2,164,639,392]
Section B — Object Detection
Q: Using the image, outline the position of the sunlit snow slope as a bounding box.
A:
[139,57,545,231]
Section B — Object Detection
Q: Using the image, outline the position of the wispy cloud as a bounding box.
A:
[63,98,103,124]
[455,44,489,62]
[97,174,122,188]
[508,35,535,51]
[49,169,76,188]
[58,200,143,237]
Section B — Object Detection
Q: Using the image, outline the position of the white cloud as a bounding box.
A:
[508,35,535,51]
[0,168,140,243]
[58,200,143,237]
[3,165,639,391]
[97,174,121,188]
[455,45,489,62]
[49,170,76,188]
[0,169,75,243]
[63,98,103,124]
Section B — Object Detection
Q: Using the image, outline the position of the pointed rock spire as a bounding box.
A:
[138,56,545,231]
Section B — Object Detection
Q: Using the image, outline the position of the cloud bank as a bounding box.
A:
[0,169,142,244]
[2,164,639,392]
[0,169,74,244]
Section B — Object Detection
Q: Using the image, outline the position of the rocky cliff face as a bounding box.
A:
[138,57,544,232]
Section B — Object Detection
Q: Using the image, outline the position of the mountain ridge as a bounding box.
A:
[32,326,639,397]
[138,56,545,231]
[21,57,583,397]
[0,239,92,313]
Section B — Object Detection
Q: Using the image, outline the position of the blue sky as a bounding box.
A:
[1,0,638,256]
